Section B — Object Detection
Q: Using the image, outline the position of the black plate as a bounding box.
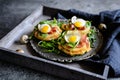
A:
[30,27,103,62]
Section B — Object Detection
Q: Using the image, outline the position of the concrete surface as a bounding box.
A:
[0,0,120,80]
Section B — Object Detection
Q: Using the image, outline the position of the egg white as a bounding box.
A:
[71,16,86,28]
[38,24,51,33]
[64,31,81,43]
[74,19,86,27]
[71,16,77,23]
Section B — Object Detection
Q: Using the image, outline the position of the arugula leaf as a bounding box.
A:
[87,29,96,47]
[53,18,57,24]
[39,18,58,26]
[48,18,57,26]
[38,40,60,54]
[41,33,47,38]
[85,21,91,28]
[67,42,78,48]
[29,32,34,39]
[58,38,66,45]
[57,31,66,45]
[29,28,37,40]
[57,21,64,28]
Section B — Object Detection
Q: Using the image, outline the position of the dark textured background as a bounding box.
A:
[0,0,120,80]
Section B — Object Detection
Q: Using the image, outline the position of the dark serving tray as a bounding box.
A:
[0,5,110,80]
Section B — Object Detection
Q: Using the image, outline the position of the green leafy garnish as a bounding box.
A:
[39,18,58,26]
[29,31,34,40]
[85,21,91,28]
[57,31,66,45]
[87,28,96,47]
[38,40,60,54]
[41,33,47,38]
[67,42,78,48]
[57,21,64,28]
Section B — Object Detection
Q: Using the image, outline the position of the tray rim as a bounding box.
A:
[0,5,109,80]
[0,47,108,80]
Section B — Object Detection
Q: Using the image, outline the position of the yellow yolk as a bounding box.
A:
[74,21,83,28]
[68,35,77,43]
[41,26,49,33]
[38,24,51,33]
[64,31,81,43]
[72,18,86,28]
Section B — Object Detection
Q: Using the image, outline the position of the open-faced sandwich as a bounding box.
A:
[31,16,96,56]
[61,16,91,35]
[33,19,62,41]
[58,30,91,56]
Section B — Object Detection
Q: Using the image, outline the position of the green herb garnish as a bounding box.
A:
[67,42,78,48]
[57,31,66,45]
[85,21,91,28]
[87,28,96,47]
[39,18,58,26]
[38,40,60,54]
[41,33,47,38]
[57,21,64,28]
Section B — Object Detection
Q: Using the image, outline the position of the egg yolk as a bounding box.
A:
[74,21,83,28]
[68,35,77,43]
[40,26,50,33]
